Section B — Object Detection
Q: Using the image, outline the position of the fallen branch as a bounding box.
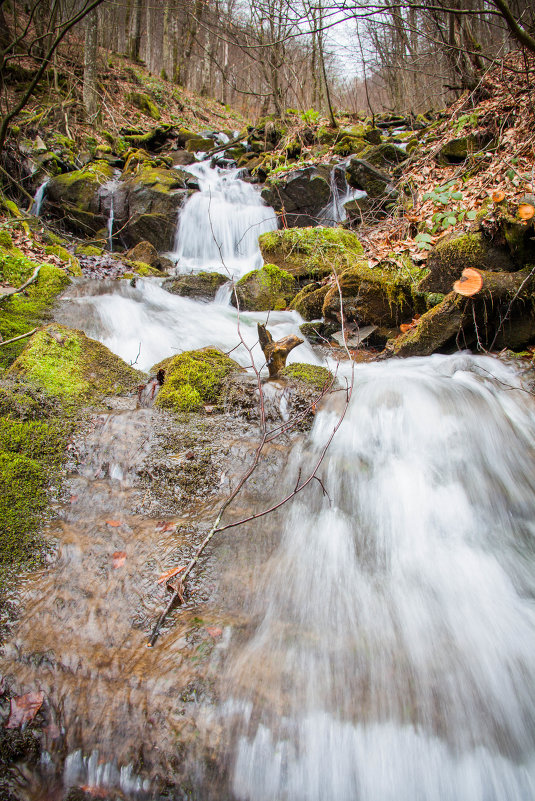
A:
[0,264,41,302]
[257,323,304,378]
[0,327,37,347]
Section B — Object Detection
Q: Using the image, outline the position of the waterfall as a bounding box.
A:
[320,161,366,226]
[102,178,119,252]
[170,162,278,277]
[107,190,115,252]
[31,179,49,216]
[226,353,535,801]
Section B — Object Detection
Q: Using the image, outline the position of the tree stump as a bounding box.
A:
[257,323,303,378]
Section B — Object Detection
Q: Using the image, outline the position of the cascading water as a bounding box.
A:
[102,177,119,252]
[224,353,535,801]
[321,161,366,225]
[170,161,278,276]
[31,178,49,216]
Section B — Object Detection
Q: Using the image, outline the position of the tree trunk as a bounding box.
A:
[83,9,99,121]
[129,0,142,62]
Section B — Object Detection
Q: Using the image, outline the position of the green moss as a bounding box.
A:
[154,348,241,413]
[8,325,141,406]
[333,137,368,157]
[0,230,13,248]
[44,245,82,276]
[259,227,364,279]
[0,262,71,369]
[126,92,161,120]
[233,262,297,311]
[420,232,513,293]
[0,452,47,567]
[74,244,103,257]
[280,362,333,390]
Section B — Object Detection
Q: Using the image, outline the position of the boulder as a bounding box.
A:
[261,166,331,227]
[126,92,161,120]
[345,157,398,201]
[419,232,514,294]
[364,143,408,169]
[289,282,330,320]
[322,261,416,329]
[258,227,364,280]
[125,241,160,268]
[436,133,493,165]
[231,263,297,311]
[44,161,114,236]
[165,271,228,300]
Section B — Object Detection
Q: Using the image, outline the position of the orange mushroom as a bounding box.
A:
[453,267,483,296]
[518,203,535,221]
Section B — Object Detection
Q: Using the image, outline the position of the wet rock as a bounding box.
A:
[261,166,331,227]
[125,240,160,267]
[322,260,416,329]
[165,271,228,301]
[345,157,398,202]
[289,282,330,321]
[364,143,408,169]
[382,292,466,357]
[259,227,364,280]
[154,348,243,413]
[419,232,514,293]
[8,324,142,407]
[120,124,175,150]
[231,263,297,311]
[44,161,114,236]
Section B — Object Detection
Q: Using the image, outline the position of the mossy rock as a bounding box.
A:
[365,143,408,169]
[125,240,160,266]
[260,167,331,227]
[322,261,417,328]
[333,136,369,158]
[44,245,82,276]
[289,282,330,320]
[74,244,103,257]
[436,133,493,165]
[0,452,47,568]
[0,229,13,249]
[259,227,364,279]
[345,158,396,200]
[45,161,114,235]
[185,137,214,153]
[165,271,228,300]
[364,127,383,145]
[420,232,514,293]
[126,92,161,120]
[280,362,333,390]
[154,348,242,412]
[0,261,71,369]
[231,263,297,311]
[8,325,142,407]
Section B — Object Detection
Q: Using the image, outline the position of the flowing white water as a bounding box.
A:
[57,278,320,373]
[31,179,49,216]
[321,162,366,225]
[224,353,535,801]
[170,162,278,277]
[102,177,119,252]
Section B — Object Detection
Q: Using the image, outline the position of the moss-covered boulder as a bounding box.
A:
[7,325,142,406]
[280,362,333,390]
[364,143,408,169]
[383,292,466,357]
[436,133,493,165]
[259,227,364,280]
[185,136,214,153]
[0,255,71,369]
[261,166,331,227]
[231,263,297,311]
[165,271,228,300]
[493,196,535,266]
[44,244,82,276]
[44,161,114,235]
[117,164,191,249]
[289,282,330,320]
[154,348,242,412]
[322,261,417,329]
[345,157,398,202]
[125,240,160,267]
[419,232,514,293]
[126,91,161,120]
[333,136,369,158]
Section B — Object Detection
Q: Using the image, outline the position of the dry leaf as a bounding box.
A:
[112,551,126,569]
[6,691,44,728]
[157,566,186,584]
[518,203,534,221]
[155,521,176,533]
[205,627,223,638]
[453,267,483,296]
[106,520,122,527]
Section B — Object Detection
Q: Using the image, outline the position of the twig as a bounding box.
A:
[0,264,41,302]
[0,327,37,347]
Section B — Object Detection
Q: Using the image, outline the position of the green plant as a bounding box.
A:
[453,112,479,135]
[299,108,320,124]
[420,181,477,243]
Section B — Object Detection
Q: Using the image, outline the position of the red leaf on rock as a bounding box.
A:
[6,691,44,728]
[106,520,122,527]
[112,551,126,569]
[205,627,223,639]
[155,521,177,533]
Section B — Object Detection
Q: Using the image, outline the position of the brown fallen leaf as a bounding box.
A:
[205,627,223,639]
[6,691,44,728]
[112,551,126,569]
[106,520,122,527]
[157,566,186,584]
[185,450,195,460]
[155,521,176,533]
[453,267,483,296]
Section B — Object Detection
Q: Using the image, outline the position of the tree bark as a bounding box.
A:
[83,9,99,120]
[258,324,303,379]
